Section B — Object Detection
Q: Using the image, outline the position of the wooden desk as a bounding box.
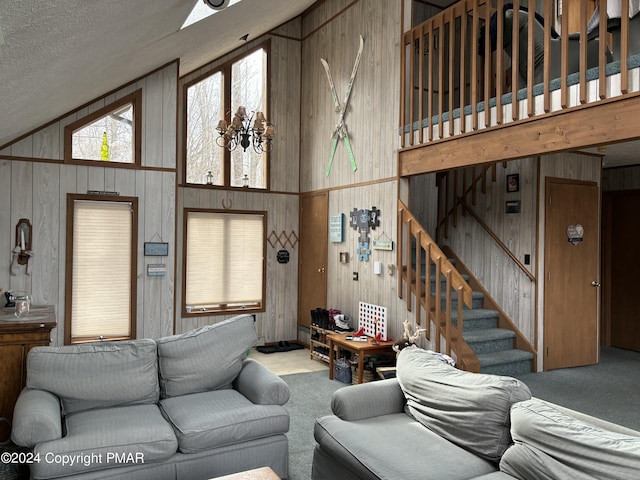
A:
[0,305,56,441]
[327,333,394,384]
[210,466,280,479]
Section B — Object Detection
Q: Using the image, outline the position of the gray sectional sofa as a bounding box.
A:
[11,314,291,480]
[312,347,640,480]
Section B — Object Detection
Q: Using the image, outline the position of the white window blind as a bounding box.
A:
[185,210,264,311]
[71,200,133,339]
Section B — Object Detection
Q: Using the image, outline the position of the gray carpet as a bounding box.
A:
[280,347,640,479]
[515,347,640,431]
[281,370,346,480]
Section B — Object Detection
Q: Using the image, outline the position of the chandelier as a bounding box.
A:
[215,107,275,153]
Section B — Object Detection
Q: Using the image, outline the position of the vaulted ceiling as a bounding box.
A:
[0,0,316,148]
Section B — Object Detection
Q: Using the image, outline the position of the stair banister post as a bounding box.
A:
[445,269,453,356]
[457,284,465,336]
[397,207,404,299]
[425,242,432,339]
[434,256,442,352]
[416,231,423,328]
[406,218,413,312]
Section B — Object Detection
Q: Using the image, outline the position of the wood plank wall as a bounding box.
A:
[0,63,178,346]
[174,20,302,341]
[300,1,418,341]
[430,158,538,343]
[603,165,640,191]
[300,0,401,192]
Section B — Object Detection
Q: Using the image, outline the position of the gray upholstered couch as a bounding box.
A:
[11,314,290,480]
[312,347,640,480]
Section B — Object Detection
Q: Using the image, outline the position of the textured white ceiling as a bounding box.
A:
[0,0,316,147]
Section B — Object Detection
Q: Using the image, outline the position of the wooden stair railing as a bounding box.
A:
[397,199,480,372]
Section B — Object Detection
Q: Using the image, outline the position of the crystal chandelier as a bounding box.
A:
[215,106,275,153]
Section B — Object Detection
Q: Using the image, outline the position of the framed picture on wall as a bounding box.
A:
[505,200,520,214]
[506,174,520,193]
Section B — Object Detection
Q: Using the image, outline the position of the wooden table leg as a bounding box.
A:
[357,353,364,384]
[328,337,335,380]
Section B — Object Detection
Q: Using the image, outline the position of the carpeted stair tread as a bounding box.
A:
[463,328,515,343]
[476,349,533,367]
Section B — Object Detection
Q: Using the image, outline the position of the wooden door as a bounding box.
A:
[604,191,640,351]
[544,178,599,370]
[298,192,328,329]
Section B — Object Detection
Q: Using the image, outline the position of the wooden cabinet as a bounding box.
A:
[0,306,56,441]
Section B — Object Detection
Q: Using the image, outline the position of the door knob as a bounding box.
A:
[591,281,601,287]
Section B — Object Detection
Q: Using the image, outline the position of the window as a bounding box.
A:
[65,195,138,344]
[64,90,142,166]
[184,209,266,315]
[185,44,269,189]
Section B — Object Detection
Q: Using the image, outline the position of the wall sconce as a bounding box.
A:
[11,219,34,275]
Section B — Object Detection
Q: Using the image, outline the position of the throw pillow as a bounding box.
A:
[500,398,640,480]
[396,347,531,462]
[157,314,258,398]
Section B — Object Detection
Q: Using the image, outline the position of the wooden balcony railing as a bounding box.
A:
[400,0,639,149]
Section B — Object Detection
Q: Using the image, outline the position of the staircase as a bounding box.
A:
[429,258,533,376]
[398,199,535,376]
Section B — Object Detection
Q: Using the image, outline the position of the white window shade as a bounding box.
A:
[185,211,264,311]
[71,200,134,339]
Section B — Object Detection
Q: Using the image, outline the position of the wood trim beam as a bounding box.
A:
[399,93,640,176]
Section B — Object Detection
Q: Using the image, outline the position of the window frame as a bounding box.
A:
[182,207,267,317]
[64,194,138,344]
[64,90,142,168]
[182,41,271,191]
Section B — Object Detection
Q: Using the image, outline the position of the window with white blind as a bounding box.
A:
[65,195,137,344]
[184,209,266,315]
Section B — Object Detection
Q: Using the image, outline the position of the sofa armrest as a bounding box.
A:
[11,388,62,448]
[233,357,290,405]
[331,378,406,421]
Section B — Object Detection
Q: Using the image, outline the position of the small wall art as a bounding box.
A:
[506,174,520,193]
[505,200,520,214]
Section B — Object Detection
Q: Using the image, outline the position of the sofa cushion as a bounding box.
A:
[396,347,531,462]
[159,389,289,453]
[157,314,258,398]
[27,339,159,415]
[500,398,640,480]
[314,413,498,480]
[31,404,177,479]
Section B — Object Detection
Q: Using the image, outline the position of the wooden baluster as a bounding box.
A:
[544,0,552,113]
[435,256,442,352]
[471,0,479,130]
[511,0,520,121]
[406,218,413,312]
[561,0,569,108]
[527,0,534,117]
[400,32,407,148]
[416,230,423,329]
[425,242,432,339]
[621,0,629,94]
[599,0,608,100]
[459,2,467,134]
[428,22,434,142]
[445,269,453,356]
[437,15,445,139]
[418,26,424,145]
[496,0,504,125]
[397,208,404,299]
[579,0,587,104]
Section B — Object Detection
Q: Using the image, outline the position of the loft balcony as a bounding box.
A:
[399,0,640,175]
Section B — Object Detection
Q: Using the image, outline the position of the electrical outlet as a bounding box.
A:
[352,272,359,281]
[524,254,530,265]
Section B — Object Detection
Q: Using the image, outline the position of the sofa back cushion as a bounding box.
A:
[157,314,258,398]
[500,398,640,480]
[27,339,159,415]
[396,347,531,462]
